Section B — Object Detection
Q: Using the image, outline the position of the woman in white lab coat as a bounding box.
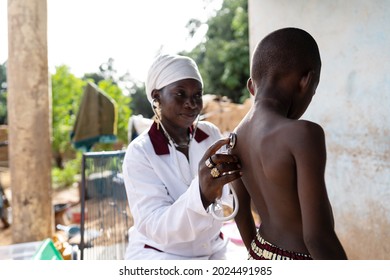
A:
[122,54,242,259]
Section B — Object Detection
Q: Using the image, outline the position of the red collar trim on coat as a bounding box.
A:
[148,121,209,155]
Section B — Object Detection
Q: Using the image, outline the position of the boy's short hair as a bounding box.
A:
[251,27,321,82]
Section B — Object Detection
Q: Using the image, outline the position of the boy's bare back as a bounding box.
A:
[231,27,347,260]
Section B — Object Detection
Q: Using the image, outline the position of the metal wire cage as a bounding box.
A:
[79,151,131,260]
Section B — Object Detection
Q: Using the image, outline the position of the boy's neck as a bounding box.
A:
[254,94,290,117]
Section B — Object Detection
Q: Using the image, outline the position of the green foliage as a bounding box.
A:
[96,79,132,144]
[52,152,82,190]
[183,0,250,103]
[122,0,251,109]
[129,83,154,118]
[51,65,86,167]
[0,91,6,125]
[2,0,251,189]
[51,63,131,188]
[0,61,6,94]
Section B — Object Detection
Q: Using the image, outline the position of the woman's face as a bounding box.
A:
[154,78,203,129]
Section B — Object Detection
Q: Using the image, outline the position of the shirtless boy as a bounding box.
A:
[231,27,347,260]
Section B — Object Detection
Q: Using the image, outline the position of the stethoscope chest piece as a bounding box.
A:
[209,132,239,222]
[226,132,237,151]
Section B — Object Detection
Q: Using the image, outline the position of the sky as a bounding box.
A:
[0,0,222,82]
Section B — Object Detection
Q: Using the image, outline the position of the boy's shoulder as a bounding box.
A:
[289,119,324,136]
[282,119,326,152]
[260,118,325,149]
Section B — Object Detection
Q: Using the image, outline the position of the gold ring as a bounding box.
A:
[210,167,221,178]
[205,157,216,168]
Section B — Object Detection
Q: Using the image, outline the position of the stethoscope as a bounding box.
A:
[209,132,239,222]
[152,99,239,221]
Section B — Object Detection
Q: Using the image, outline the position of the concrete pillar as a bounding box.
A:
[7,0,52,243]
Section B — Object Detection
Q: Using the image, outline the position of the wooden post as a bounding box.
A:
[7,0,53,243]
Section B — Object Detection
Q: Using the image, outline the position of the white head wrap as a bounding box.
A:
[145,54,203,103]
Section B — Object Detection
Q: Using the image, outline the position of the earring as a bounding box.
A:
[152,98,162,130]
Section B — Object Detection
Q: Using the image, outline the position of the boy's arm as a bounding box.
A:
[231,178,256,250]
[293,121,347,259]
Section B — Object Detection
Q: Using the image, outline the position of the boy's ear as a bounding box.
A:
[247,78,255,96]
[299,71,314,92]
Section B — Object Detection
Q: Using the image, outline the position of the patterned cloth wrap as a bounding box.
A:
[248,231,312,260]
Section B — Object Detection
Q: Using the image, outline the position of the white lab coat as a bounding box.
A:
[123,121,229,259]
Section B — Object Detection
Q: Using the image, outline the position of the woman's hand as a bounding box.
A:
[198,137,242,209]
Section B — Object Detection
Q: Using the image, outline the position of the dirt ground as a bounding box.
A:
[0,172,81,246]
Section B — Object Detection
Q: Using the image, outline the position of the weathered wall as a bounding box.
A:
[248,0,390,259]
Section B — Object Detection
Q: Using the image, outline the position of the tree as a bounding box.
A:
[119,0,250,115]
[51,63,132,188]
[83,57,117,85]
[51,65,86,168]
[183,0,250,103]
[129,83,153,119]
